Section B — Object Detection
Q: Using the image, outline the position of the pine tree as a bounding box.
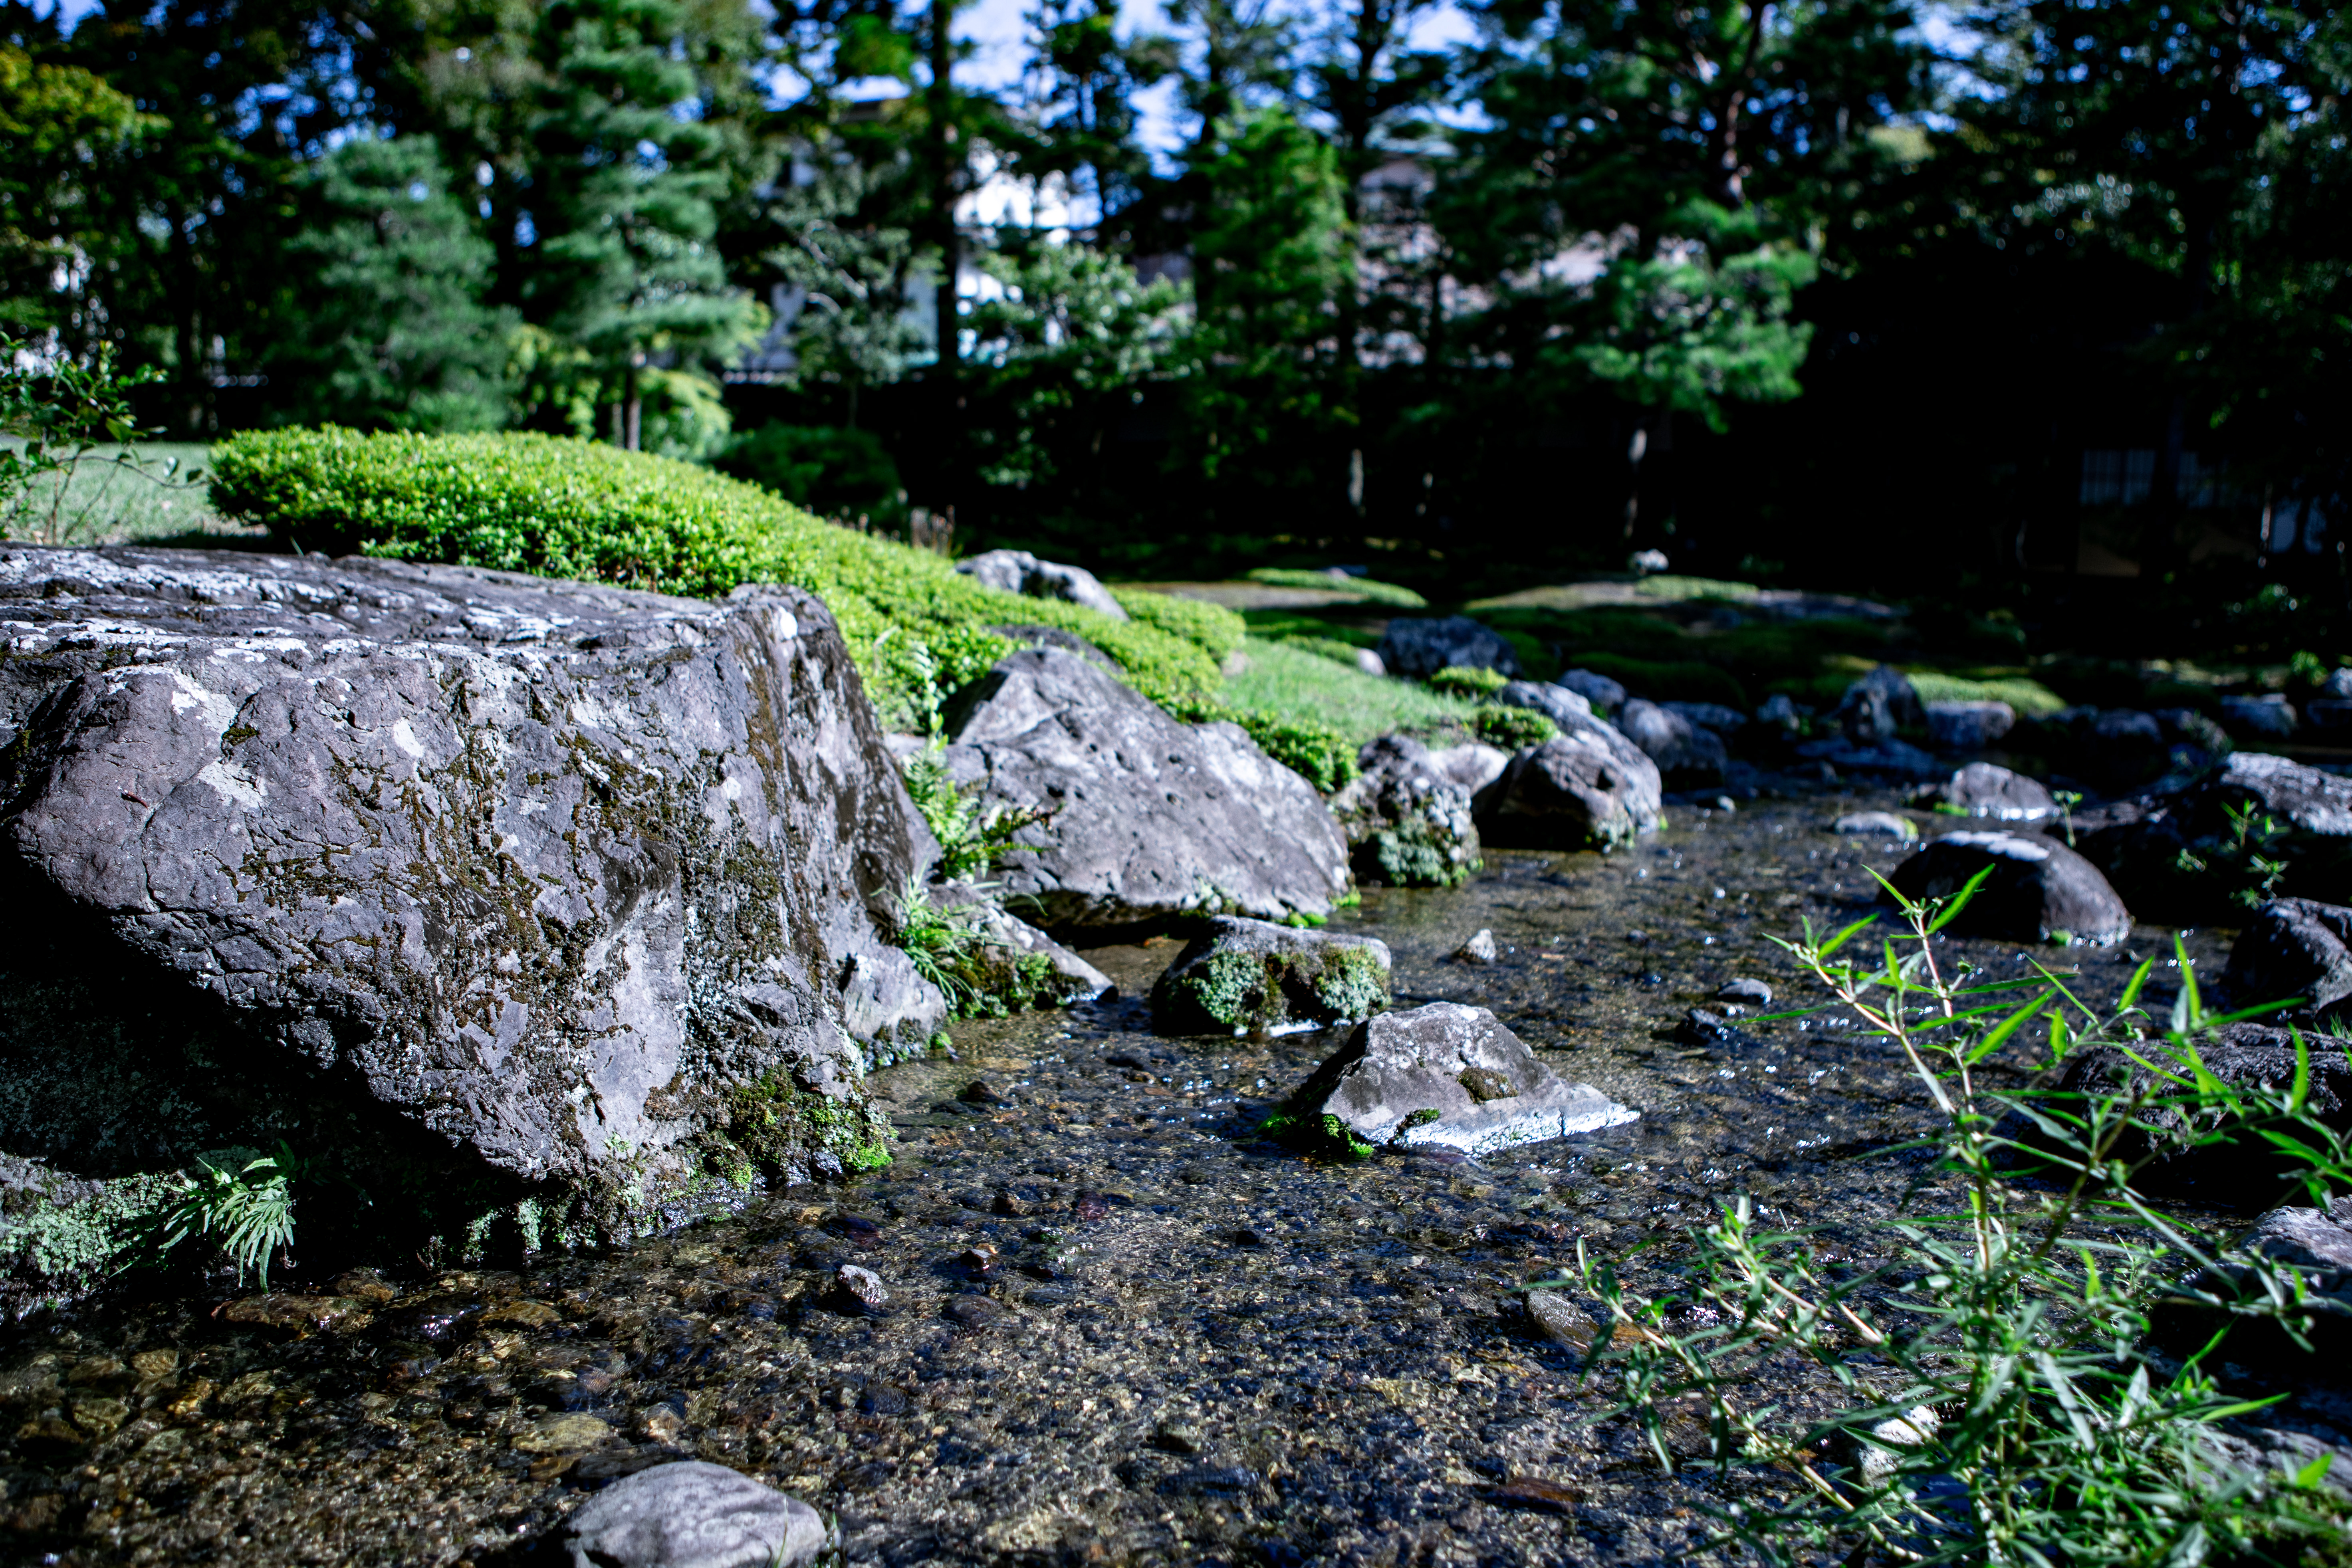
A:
[273,135,517,432]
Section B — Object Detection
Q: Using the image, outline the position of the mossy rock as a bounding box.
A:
[1152,917,1393,1037]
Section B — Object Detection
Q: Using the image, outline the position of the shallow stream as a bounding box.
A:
[0,791,2237,1567]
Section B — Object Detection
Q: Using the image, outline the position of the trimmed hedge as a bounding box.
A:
[208,429,1239,728]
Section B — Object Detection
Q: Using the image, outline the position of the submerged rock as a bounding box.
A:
[1888,831,2133,945]
[1289,1002,1636,1155]
[0,547,935,1304]
[955,549,1128,621]
[943,648,1352,930]
[560,1459,831,1568]
[1374,616,1519,680]
[1453,929,1499,964]
[1151,916,1392,1036]
[1475,715,1665,853]
[2220,898,2352,1022]
[1329,735,1485,888]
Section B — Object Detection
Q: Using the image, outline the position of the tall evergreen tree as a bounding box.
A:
[272,134,516,431]
[518,0,762,451]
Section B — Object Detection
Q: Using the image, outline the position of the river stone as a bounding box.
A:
[1290,1002,1636,1155]
[1835,665,1922,742]
[561,1460,830,1568]
[1329,735,1483,888]
[1834,811,1919,839]
[1475,714,1664,853]
[1925,700,2015,751]
[1555,668,1626,715]
[1490,680,1592,731]
[1374,616,1520,680]
[1888,832,2133,945]
[954,550,1128,621]
[2220,898,2352,1021]
[2075,753,2352,920]
[2221,693,2298,738]
[942,648,1351,929]
[1615,698,1728,785]
[1151,916,1391,1036]
[0,547,936,1302]
[1923,762,2058,823]
[928,884,1114,1006]
[1662,700,1747,737]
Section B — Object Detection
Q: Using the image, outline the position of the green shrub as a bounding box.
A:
[207,428,1231,728]
[1242,567,1428,609]
[1428,664,1509,698]
[1470,704,1556,751]
[713,422,906,527]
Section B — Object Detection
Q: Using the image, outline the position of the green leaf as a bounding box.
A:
[2116,958,2155,1013]
[1816,912,1879,960]
[1926,866,1996,934]
[1965,990,2055,1066]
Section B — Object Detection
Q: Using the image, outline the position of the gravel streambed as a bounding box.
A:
[0,795,2233,1566]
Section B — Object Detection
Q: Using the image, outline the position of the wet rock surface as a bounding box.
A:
[1150,917,1392,1037]
[1474,721,1664,853]
[0,792,2262,1566]
[1889,830,2133,945]
[943,648,1351,930]
[2219,897,2352,1021]
[1371,617,1519,680]
[1923,761,2058,823]
[0,547,935,1301]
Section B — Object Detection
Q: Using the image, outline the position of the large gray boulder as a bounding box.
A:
[1151,916,1391,1037]
[1475,713,1665,852]
[942,648,1351,929]
[1290,1003,1636,1156]
[1614,698,1728,785]
[954,549,1128,621]
[1888,831,2133,945]
[2221,898,2352,1022]
[1374,616,1519,680]
[561,1460,831,1568]
[1329,735,1487,888]
[0,547,940,1305]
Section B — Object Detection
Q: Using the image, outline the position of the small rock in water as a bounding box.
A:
[1923,761,2058,822]
[1677,1009,1763,1049]
[560,1459,831,1568]
[1489,1475,1580,1514]
[513,1413,614,1455]
[1716,977,1773,1006]
[635,1406,687,1446]
[1289,1002,1636,1155]
[1833,811,1918,839]
[960,1078,1010,1106]
[1151,915,1392,1036]
[2220,898,2352,1021]
[1925,700,2016,751]
[1454,929,1499,964]
[1153,1418,1205,1455]
[1858,1407,1941,1484]
[1524,1291,1601,1352]
[833,1265,890,1314]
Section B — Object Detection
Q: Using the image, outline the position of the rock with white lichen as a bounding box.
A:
[1151,916,1391,1037]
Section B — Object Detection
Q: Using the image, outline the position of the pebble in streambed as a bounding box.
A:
[0,795,2229,1567]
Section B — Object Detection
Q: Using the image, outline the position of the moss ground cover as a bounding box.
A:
[1219,637,1479,744]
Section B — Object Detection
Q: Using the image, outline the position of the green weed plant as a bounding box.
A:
[1561,871,2351,1566]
